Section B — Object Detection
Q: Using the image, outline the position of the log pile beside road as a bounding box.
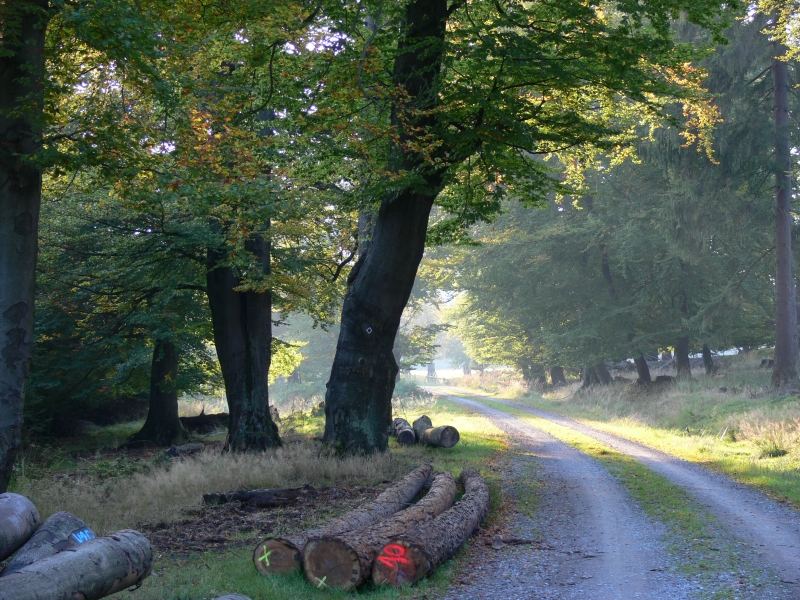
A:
[0,493,152,600]
[252,464,488,590]
[391,415,460,448]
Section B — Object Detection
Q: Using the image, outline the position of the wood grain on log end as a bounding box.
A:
[430,425,460,448]
[252,538,301,575]
[371,540,431,586]
[303,537,362,591]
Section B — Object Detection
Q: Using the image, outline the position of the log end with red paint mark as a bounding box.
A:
[371,540,432,586]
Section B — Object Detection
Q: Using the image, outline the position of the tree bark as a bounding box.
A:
[252,464,431,576]
[771,48,799,388]
[701,344,717,375]
[0,493,40,562]
[0,0,49,493]
[372,469,488,586]
[206,227,280,451]
[675,336,691,379]
[3,511,93,575]
[634,353,651,385]
[0,530,152,600]
[595,362,612,384]
[549,366,566,387]
[129,339,186,446]
[391,418,416,445]
[302,472,456,590]
[323,0,448,454]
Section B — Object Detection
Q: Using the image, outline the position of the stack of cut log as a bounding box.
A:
[392,415,460,448]
[252,464,488,590]
[0,493,152,600]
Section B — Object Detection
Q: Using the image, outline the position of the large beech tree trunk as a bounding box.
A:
[0,1,48,493]
[0,493,40,562]
[675,336,691,379]
[3,511,93,574]
[129,339,186,446]
[634,353,651,384]
[372,469,489,586]
[252,464,431,576]
[323,0,448,454]
[0,530,152,600]
[303,472,456,590]
[771,49,799,388]
[207,228,280,451]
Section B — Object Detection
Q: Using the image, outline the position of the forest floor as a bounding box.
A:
[8,398,511,599]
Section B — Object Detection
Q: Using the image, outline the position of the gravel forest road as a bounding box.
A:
[435,389,800,600]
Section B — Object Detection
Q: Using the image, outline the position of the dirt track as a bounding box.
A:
[438,389,799,599]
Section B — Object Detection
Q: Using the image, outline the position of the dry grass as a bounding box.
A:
[13,443,405,534]
[738,419,800,458]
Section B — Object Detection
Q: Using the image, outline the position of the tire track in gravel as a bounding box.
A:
[440,395,696,600]
[442,389,800,597]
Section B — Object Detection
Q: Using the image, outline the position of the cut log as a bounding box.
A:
[372,469,489,587]
[391,418,416,445]
[0,493,40,562]
[0,529,152,600]
[252,464,431,576]
[303,471,457,591]
[2,512,94,575]
[204,484,316,508]
[411,416,459,448]
[411,416,432,442]
[419,426,459,448]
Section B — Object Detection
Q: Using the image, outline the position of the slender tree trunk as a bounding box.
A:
[675,336,691,379]
[549,366,566,386]
[701,344,717,375]
[323,0,448,454]
[771,49,798,388]
[129,339,186,446]
[634,353,651,384]
[595,362,612,384]
[207,227,280,451]
[0,1,48,492]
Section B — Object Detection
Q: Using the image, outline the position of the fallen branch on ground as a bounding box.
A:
[204,484,316,508]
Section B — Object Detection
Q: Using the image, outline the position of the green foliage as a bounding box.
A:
[446,18,784,371]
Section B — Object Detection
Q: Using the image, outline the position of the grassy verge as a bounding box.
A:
[444,356,800,508]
